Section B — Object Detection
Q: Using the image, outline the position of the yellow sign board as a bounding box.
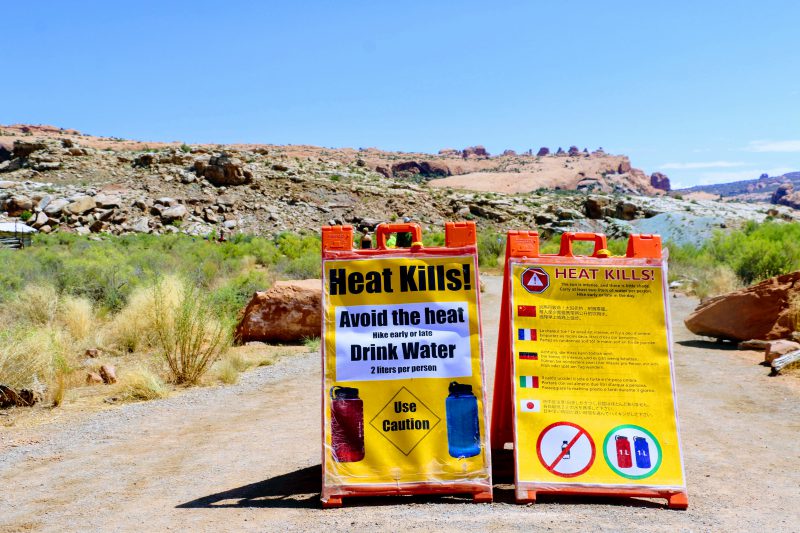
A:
[321,254,491,504]
[510,260,686,491]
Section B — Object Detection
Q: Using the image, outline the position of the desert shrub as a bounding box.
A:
[692,265,742,299]
[104,276,183,353]
[669,221,800,287]
[153,281,231,384]
[118,367,169,401]
[422,231,446,247]
[0,327,64,389]
[303,336,321,352]
[58,295,94,342]
[210,268,271,321]
[214,352,251,385]
[10,284,59,326]
[478,231,505,268]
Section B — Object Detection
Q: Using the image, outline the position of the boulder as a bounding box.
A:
[684,271,800,341]
[764,340,800,363]
[99,365,117,384]
[502,149,517,156]
[617,159,632,174]
[584,196,612,219]
[3,195,32,216]
[86,372,104,385]
[390,160,451,179]
[94,194,122,208]
[133,153,156,168]
[33,161,61,171]
[568,146,580,156]
[132,217,151,233]
[234,279,321,343]
[12,140,47,159]
[0,144,11,162]
[160,204,188,224]
[31,211,48,229]
[650,172,671,191]
[772,183,792,204]
[615,201,639,220]
[536,147,550,156]
[65,195,96,215]
[738,339,771,351]
[44,198,70,216]
[201,154,253,186]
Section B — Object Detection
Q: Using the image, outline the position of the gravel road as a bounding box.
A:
[1,276,799,532]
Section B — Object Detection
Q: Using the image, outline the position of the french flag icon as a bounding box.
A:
[518,328,537,341]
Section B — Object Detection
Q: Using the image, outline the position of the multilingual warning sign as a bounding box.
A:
[321,223,492,506]
[508,236,686,497]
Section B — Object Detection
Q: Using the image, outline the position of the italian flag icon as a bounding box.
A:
[518,328,537,341]
[519,375,539,388]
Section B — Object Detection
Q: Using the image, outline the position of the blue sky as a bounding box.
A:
[2,0,799,188]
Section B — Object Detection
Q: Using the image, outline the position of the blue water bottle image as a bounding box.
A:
[634,436,651,469]
[445,382,481,458]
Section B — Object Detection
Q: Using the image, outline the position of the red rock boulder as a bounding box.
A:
[684,271,800,341]
[650,172,671,191]
[234,279,321,343]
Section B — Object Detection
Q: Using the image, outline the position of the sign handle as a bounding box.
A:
[557,232,608,258]
[375,223,423,249]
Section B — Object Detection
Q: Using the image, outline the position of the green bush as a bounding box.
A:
[477,231,505,267]
[0,232,321,312]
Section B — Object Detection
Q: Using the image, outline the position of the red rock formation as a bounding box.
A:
[462,145,489,158]
[234,280,321,343]
[650,172,671,191]
[684,271,800,341]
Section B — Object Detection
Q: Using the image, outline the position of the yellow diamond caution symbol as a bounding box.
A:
[370,386,441,456]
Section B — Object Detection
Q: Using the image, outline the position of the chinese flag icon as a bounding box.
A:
[518,305,536,317]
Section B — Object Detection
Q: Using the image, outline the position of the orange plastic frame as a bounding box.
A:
[490,231,687,510]
[320,221,492,508]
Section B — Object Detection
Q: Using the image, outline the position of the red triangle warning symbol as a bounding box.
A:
[526,273,544,288]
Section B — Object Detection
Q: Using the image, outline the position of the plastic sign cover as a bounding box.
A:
[322,255,491,497]
[510,259,686,492]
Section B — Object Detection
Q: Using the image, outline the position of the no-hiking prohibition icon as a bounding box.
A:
[521,267,549,294]
[536,421,596,478]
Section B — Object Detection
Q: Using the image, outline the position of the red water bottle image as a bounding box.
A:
[615,435,632,468]
[330,386,365,463]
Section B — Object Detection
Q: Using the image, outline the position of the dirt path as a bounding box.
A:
[1,276,799,532]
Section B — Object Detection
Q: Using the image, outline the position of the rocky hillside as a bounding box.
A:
[675,171,800,206]
[0,124,792,242]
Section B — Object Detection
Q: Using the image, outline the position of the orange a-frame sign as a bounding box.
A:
[491,231,688,509]
[320,222,492,508]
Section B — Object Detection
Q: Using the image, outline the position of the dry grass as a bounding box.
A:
[693,265,743,300]
[103,276,183,353]
[0,327,62,389]
[788,291,800,332]
[117,367,169,402]
[302,336,321,352]
[8,284,59,326]
[51,372,67,407]
[58,295,95,342]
